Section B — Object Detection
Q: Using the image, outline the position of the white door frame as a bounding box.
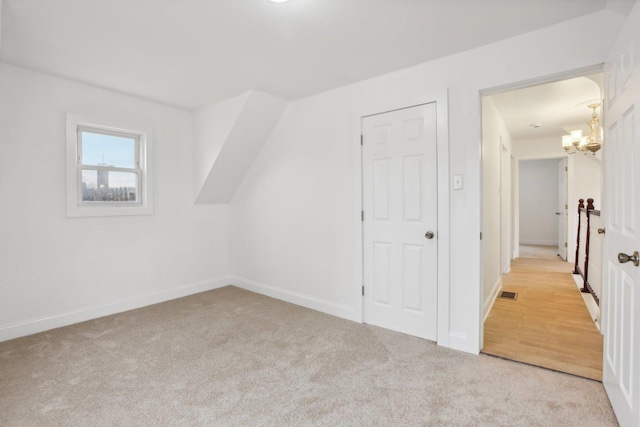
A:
[558,157,568,260]
[512,156,519,260]
[352,89,450,346]
[500,143,511,273]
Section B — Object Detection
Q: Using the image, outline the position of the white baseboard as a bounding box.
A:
[447,331,476,354]
[231,276,359,322]
[0,277,230,343]
[571,273,601,333]
[520,239,558,246]
[484,277,503,322]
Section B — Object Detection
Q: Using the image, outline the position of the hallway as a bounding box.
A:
[483,252,603,381]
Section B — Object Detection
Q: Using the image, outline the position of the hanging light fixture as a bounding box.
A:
[582,103,603,154]
[562,129,584,154]
[562,103,602,155]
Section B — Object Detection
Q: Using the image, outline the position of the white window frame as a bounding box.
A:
[66,114,154,217]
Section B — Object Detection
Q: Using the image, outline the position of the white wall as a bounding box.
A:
[481,96,512,317]
[0,63,230,340]
[229,10,626,354]
[513,136,568,160]
[519,159,560,246]
[572,154,602,207]
[567,153,602,263]
[193,92,250,196]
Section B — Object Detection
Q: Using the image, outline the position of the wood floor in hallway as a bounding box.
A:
[483,256,603,381]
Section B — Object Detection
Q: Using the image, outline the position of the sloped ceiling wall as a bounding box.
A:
[194,90,288,204]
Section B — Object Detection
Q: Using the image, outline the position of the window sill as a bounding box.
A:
[66,204,154,218]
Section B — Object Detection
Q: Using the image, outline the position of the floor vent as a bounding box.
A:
[499,291,518,300]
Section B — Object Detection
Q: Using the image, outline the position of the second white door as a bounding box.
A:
[362,103,438,340]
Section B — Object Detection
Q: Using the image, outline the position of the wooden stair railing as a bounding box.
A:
[573,198,600,306]
[573,198,585,275]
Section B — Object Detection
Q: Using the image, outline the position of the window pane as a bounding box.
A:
[82,169,138,202]
[81,131,136,168]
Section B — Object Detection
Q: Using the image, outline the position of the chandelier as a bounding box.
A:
[562,103,603,155]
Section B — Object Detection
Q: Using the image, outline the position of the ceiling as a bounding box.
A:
[0,0,634,110]
[490,75,603,141]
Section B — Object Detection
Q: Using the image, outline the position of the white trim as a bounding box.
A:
[352,88,451,348]
[0,278,230,343]
[480,64,604,97]
[66,114,154,217]
[352,115,364,324]
[520,239,559,246]
[0,1,3,49]
[571,273,600,332]
[435,91,451,349]
[231,277,360,322]
[515,152,568,161]
[483,277,502,323]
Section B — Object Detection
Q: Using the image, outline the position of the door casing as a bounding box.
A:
[353,90,450,346]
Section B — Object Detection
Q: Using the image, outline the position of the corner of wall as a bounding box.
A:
[230,276,360,323]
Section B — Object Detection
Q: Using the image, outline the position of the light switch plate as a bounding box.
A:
[453,174,463,190]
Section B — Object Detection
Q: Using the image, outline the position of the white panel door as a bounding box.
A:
[362,103,437,340]
[558,158,567,260]
[602,8,640,426]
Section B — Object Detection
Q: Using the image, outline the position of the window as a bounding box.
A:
[66,115,153,217]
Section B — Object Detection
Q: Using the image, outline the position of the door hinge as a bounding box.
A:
[565,242,568,248]
[480,232,483,240]
[565,204,568,210]
[565,166,568,171]
[360,135,363,146]
[362,286,365,296]
[361,211,364,221]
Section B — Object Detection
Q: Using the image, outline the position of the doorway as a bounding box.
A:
[519,158,564,254]
[480,72,604,379]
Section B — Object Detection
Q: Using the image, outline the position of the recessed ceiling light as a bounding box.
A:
[270,0,289,3]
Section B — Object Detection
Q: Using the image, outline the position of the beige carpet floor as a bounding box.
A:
[0,286,617,426]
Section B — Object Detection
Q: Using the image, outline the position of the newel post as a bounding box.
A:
[573,199,584,274]
[582,199,595,293]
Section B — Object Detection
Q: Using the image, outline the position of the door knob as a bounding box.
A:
[555,212,561,215]
[425,231,434,239]
[618,251,639,267]
[597,228,605,234]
